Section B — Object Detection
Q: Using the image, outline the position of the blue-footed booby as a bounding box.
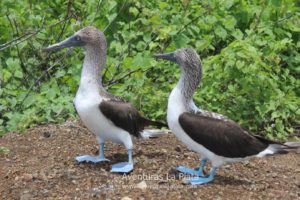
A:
[154,48,300,185]
[44,26,166,173]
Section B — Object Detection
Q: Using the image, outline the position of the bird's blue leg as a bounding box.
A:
[187,167,217,185]
[176,158,207,177]
[99,143,109,160]
[111,149,134,173]
[75,143,110,163]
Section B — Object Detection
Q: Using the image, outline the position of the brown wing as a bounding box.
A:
[178,112,269,158]
[99,100,143,137]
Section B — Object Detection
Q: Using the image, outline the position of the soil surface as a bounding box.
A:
[0,120,299,200]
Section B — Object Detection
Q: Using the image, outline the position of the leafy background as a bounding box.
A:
[0,0,299,139]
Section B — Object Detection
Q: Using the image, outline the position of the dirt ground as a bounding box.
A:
[0,120,299,200]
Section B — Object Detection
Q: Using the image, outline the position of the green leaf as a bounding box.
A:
[159,2,168,9]
[275,120,284,133]
[232,30,243,40]
[0,147,9,154]
[215,26,227,40]
[271,0,281,7]
[3,69,12,82]
[55,70,66,78]
[148,14,161,25]
[107,13,117,23]
[174,34,190,48]
[129,7,139,16]
[132,52,153,69]
[14,70,23,78]
[6,58,20,69]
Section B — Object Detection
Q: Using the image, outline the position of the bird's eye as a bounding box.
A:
[75,36,81,41]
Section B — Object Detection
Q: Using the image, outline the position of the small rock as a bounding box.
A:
[168,168,180,180]
[224,165,231,169]
[121,197,132,200]
[22,173,33,181]
[136,181,147,190]
[20,192,33,200]
[182,178,190,185]
[32,172,38,179]
[42,189,49,194]
[243,160,250,166]
[271,172,278,178]
[39,171,48,181]
[43,131,51,138]
[175,146,181,152]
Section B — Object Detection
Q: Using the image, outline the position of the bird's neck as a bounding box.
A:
[175,63,202,111]
[80,45,106,90]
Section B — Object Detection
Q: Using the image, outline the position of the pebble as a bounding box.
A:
[43,131,51,138]
[20,191,33,200]
[175,146,181,152]
[136,181,147,190]
[22,173,33,181]
[39,171,48,181]
[121,197,132,200]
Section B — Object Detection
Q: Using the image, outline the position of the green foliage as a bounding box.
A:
[0,0,299,139]
[0,146,9,154]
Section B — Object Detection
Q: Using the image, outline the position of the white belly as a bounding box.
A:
[74,85,132,149]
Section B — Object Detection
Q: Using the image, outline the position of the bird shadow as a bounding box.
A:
[169,167,252,186]
[213,175,252,186]
[107,153,128,163]
[137,151,167,159]
[107,151,167,163]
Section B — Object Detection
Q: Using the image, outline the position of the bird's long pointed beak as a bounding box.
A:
[43,35,83,52]
[153,52,176,62]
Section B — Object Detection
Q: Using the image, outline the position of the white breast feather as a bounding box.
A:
[74,79,133,149]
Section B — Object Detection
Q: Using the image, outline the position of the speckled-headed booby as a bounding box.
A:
[44,26,166,173]
[155,48,300,185]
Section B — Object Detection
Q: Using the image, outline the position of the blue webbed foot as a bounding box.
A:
[176,159,207,177]
[111,149,133,173]
[176,166,205,177]
[111,162,133,173]
[186,167,217,185]
[75,155,110,163]
[187,176,214,185]
[75,143,109,163]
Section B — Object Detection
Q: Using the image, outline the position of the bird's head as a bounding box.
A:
[43,26,106,52]
[154,48,201,72]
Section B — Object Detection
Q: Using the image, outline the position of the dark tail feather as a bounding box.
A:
[141,117,168,129]
[255,135,300,156]
[254,135,300,150]
[254,135,282,145]
[269,142,300,156]
[283,142,300,150]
